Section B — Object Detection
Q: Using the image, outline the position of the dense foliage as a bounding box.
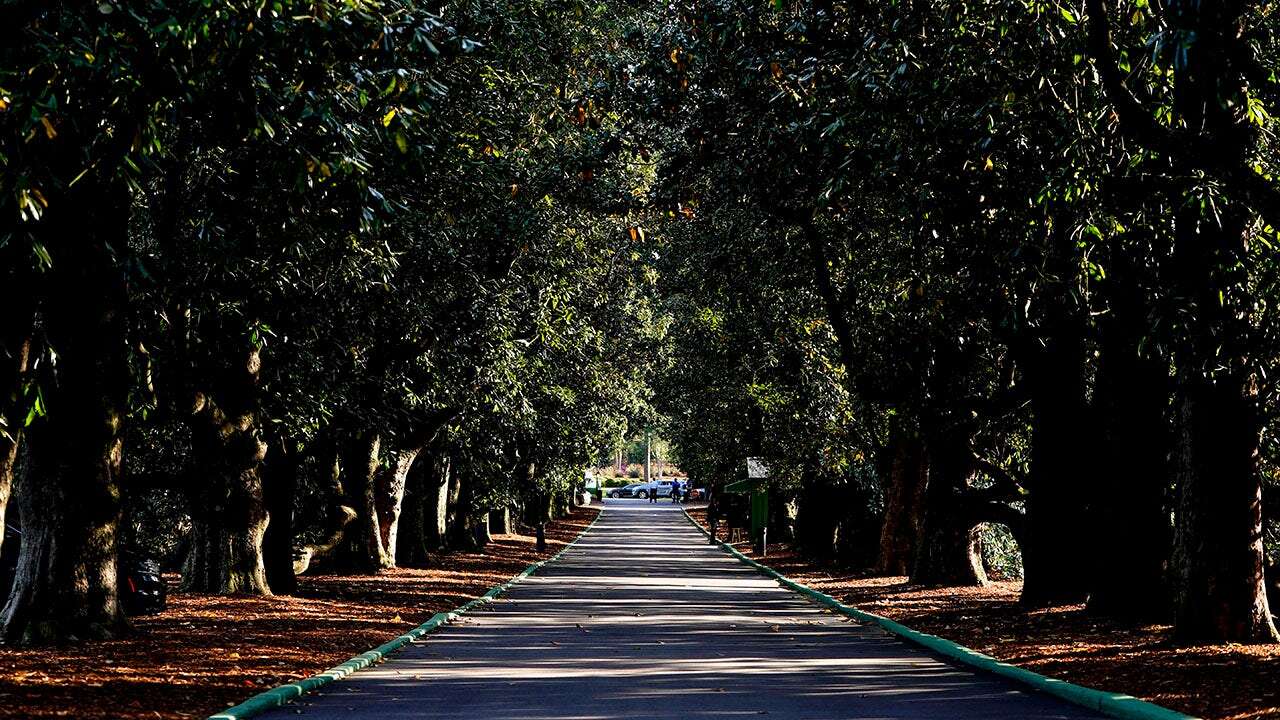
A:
[0,0,659,645]
[644,0,1280,643]
[2,0,1279,654]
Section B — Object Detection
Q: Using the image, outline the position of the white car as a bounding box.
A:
[644,479,680,497]
[608,479,682,499]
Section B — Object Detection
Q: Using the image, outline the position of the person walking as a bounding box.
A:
[671,479,682,504]
[648,480,658,504]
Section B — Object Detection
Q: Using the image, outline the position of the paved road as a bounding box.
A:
[259,499,1105,719]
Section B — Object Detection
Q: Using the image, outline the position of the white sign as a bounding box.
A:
[746,457,770,479]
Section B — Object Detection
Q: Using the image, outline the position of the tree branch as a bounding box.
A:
[970,454,1028,495]
[1086,0,1280,230]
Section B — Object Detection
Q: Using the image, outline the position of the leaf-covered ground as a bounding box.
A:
[0,506,599,719]
[687,506,1279,720]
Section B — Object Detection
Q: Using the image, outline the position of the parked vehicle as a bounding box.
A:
[0,528,165,615]
[609,480,685,499]
[645,479,678,498]
[120,554,167,615]
[610,482,648,499]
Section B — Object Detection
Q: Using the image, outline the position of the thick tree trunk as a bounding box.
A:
[1088,276,1171,620]
[554,488,572,518]
[876,422,927,575]
[472,512,493,547]
[396,457,428,568]
[524,466,551,546]
[181,349,271,595]
[489,507,512,535]
[448,466,487,550]
[375,446,421,564]
[262,436,298,595]
[445,458,463,543]
[184,463,270,595]
[1163,0,1275,644]
[836,487,882,569]
[514,461,539,527]
[0,307,33,559]
[1,194,130,643]
[794,476,840,563]
[3,413,126,644]
[768,492,797,543]
[911,434,986,587]
[911,514,985,587]
[1172,379,1278,642]
[292,437,357,575]
[1020,338,1091,607]
[336,431,389,572]
[396,450,451,567]
[428,456,451,548]
[0,434,17,549]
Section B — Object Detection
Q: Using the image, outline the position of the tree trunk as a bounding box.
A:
[1088,270,1171,620]
[396,455,430,568]
[911,433,987,587]
[768,492,797,543]
[1020,337,1090,607]
[292,437,357,575]
[262,436,298,595]
[445,457,464,544]
[448,466,487,550]
[794,476,840,563]
[835,487,882,569]
[1,190,130,643]
[3,412,127,644]
[876,422,927,575]
[489,506,512,535]
[0,434,17,553]
[911,515,985,587]
[375,446,421,564]
[473,512,492,547]
[335,430,389,572]
[0,302,34,559]
[1172,379,1278,642]
[1162,0,1275,644]
[181,349,271,595]
[428,456,451,548]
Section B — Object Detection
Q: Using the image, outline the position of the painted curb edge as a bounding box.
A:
[207,508,604,720]
[679,506,1197,720]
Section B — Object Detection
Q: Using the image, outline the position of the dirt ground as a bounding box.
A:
[686,505,1280,720]
[0,506,599,719]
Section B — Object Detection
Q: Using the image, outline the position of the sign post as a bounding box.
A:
[746,458,769,556]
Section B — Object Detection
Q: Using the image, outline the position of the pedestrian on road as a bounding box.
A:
[671,480,682,504]
[649,483,658,503]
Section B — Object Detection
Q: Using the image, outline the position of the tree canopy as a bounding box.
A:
[2,0,1280,652]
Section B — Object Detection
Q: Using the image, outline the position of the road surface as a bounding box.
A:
[257,498,1105,719]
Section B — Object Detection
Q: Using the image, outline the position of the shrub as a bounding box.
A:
[979,523,1024,580]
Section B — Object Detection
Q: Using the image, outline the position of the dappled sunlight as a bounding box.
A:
[0,510,599,720]
[682,508,1280,720]
[261,501,1104,720]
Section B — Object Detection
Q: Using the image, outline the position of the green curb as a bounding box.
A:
[679,507,1196,720]
[208,510,603,720]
